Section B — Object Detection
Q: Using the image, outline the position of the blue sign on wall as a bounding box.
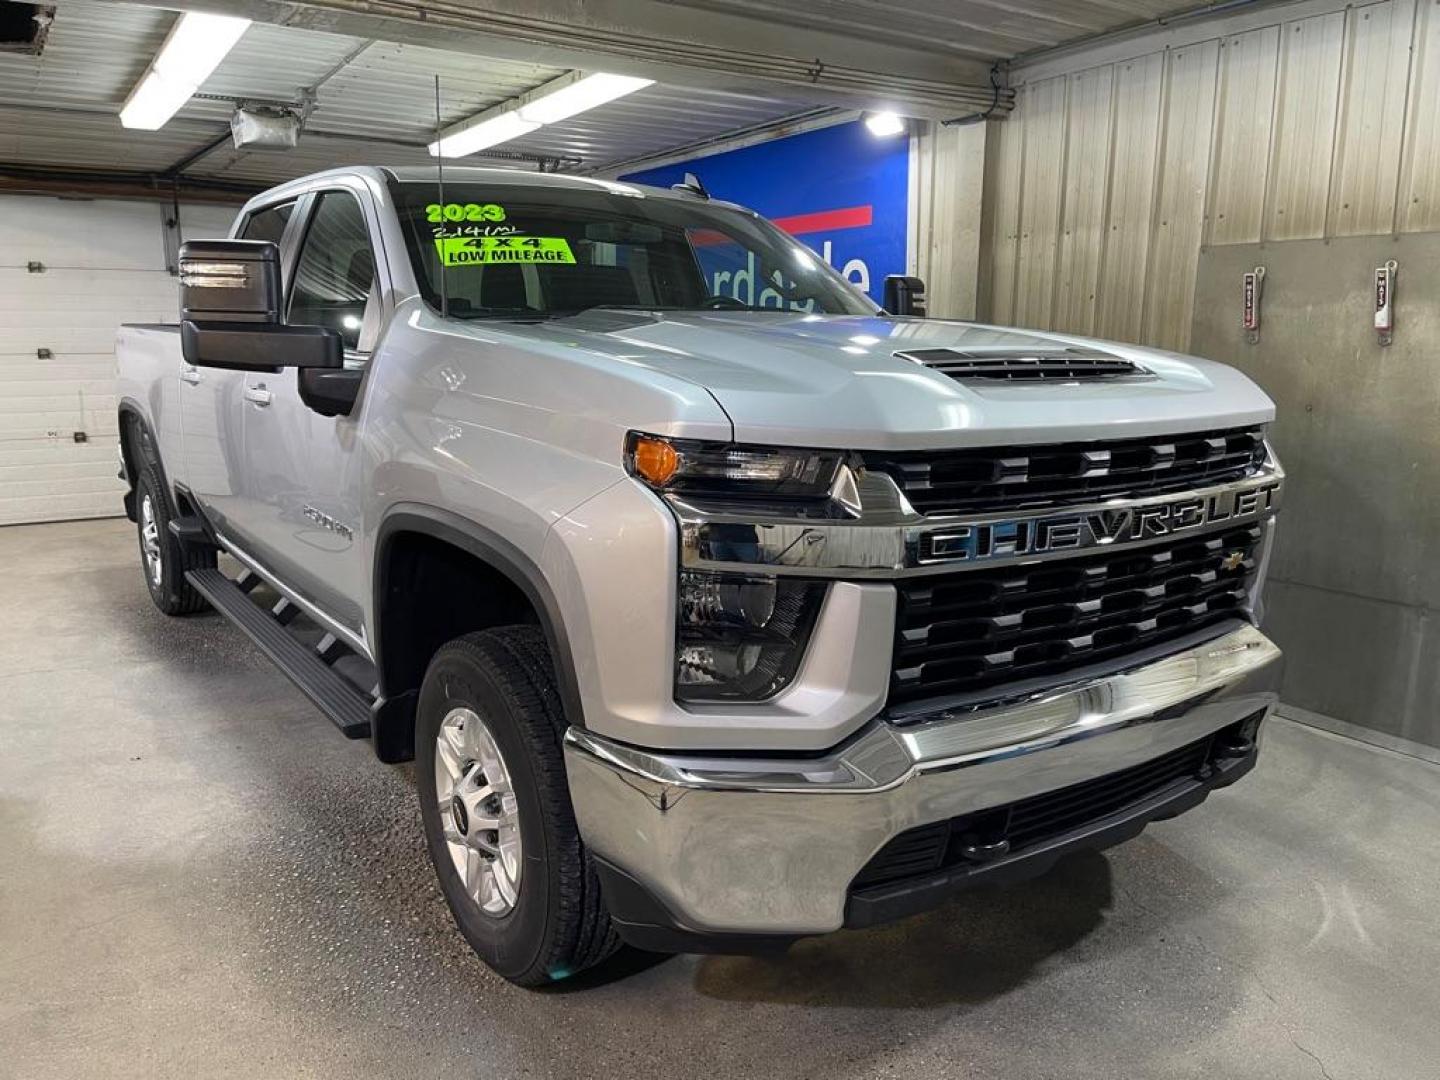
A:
[621,120,909,304]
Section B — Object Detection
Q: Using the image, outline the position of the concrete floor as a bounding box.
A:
[3,518,1438,1080]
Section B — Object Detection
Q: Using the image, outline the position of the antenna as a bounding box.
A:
[434,74,449,319]
[671,171,710,199]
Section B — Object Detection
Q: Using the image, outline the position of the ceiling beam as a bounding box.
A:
[122,0,1010,119]
[0,163,260,202]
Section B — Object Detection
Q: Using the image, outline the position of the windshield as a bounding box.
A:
[390,180,877,320]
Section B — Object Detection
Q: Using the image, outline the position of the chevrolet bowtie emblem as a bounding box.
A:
[1221,551,1246,571]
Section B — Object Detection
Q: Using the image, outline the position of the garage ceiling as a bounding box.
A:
[0,0,1281,192]
[0,0,827,187]
[666,0,1228,63]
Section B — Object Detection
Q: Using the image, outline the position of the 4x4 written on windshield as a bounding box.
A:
[435,235,576,266]
[425,200,576,266]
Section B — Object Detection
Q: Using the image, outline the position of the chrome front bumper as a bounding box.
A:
[564,622,1281,940]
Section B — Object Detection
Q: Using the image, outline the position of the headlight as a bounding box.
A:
[675,570,826,702]
[626,432,842,501]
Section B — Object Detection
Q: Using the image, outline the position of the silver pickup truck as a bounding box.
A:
[116,165,1284,987]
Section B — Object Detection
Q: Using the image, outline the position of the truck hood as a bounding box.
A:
[493,311,1275,450]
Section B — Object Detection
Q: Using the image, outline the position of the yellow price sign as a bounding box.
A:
[435,236,575,266]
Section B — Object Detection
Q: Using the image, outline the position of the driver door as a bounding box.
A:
[233,186,383,638]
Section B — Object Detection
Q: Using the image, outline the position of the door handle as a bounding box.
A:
[244,384,273,407]
[180,367,202,385]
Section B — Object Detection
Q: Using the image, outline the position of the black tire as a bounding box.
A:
[416,627,620,987]
[134,462,215,616]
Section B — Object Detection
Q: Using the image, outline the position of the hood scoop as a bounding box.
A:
[894,346,1151,382]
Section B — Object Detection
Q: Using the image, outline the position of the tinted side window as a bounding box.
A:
[287,193,376,351]
[239,202,294,244]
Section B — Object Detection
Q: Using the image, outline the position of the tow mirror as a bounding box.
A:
[180,239,280,322]
[883,274,927,317]
[179,239,341,373]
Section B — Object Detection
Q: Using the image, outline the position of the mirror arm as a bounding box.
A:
[298,367,363,417]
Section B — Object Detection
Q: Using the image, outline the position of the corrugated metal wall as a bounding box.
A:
[911,121,988,319]
[972,0,1440,350]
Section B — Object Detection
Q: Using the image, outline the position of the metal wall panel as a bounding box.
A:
[1399,0,1440,233]
[912,121,986,320]
[1192,232,1440,749]
[1207,27,1280,246]
[1143,41,1219,350]
[1263,12,1345,240]
[1013,76,1068,327]
[1094,53,1163,344]
[984,0,1439,350]
[1328,1,1415,236]
[1053,65,1113,334]
[986,103,1026,326]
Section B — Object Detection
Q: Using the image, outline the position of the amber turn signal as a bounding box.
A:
[630,436,680,486]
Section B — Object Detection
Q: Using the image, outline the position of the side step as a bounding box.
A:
[186,568,372,739]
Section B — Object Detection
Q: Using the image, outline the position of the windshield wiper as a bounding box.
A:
[452,307,557,322]
[561,302,819,315]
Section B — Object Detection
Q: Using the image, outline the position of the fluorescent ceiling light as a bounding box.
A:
[431,113,541,158]
[120,12,250,130]
[864,111,906,137]
[429,71,654,158]
[518,73,654,125]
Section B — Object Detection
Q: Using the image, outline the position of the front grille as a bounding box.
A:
[863,425,1265,516]
[896,347,1148,382]
[852,729,1232,890]
[890,523,1262,707]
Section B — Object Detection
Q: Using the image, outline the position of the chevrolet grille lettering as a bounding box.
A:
[921,480,1280,565]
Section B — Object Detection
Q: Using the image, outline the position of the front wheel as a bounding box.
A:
[416,627,620,986]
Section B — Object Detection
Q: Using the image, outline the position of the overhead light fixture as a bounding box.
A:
[429,71,654,158]
[518,72,653,124]
[430,112,542,159]
[864,111,906,138]
[120,12,250,130]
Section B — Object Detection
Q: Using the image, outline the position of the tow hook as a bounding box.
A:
[958,835,1011,863]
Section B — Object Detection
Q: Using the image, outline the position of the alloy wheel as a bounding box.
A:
[434,706,522,915]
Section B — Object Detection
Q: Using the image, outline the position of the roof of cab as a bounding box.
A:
[239,164,741,218]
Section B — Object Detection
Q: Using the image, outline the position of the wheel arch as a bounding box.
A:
[117,398,205,525]
[116,399,159,522]
[371,504,586,763]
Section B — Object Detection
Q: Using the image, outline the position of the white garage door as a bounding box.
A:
[0,195,238,525]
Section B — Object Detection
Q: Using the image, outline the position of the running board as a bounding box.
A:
[186,568,372,739]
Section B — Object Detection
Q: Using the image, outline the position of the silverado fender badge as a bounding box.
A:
[302,505,355,542]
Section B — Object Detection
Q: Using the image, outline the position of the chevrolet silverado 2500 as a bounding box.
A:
[116,166,1283,986]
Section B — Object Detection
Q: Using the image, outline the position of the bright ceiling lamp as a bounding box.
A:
[430,112,541,158]
[429,71,654,158]
[120,12,251,130]
[519,72,653,124]
[864,111,906,137]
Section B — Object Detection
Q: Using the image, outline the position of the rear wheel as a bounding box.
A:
[134,463,214,615]
[416,627,620,986]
